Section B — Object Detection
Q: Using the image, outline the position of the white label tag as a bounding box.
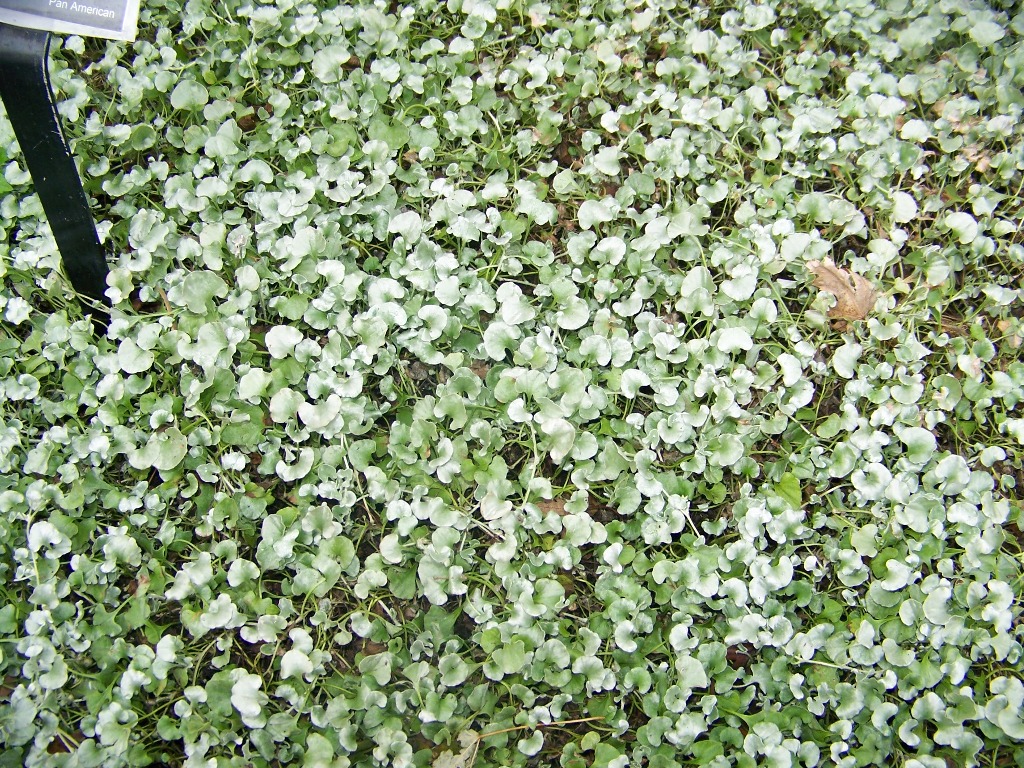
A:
[0,0,139,41]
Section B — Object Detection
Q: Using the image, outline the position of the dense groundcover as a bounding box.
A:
[2,0,1024,766]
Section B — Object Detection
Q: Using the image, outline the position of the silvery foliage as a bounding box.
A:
[0,0,1023,765]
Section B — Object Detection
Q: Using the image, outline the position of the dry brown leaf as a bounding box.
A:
[962,145,992,172]
[807,258,878,320]
[997,320,1022,349]
[432,730,479,768]
[536,498,569,516]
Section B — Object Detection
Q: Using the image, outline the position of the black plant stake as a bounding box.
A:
[0,21,110,318]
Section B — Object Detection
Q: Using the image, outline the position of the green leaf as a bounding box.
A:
[388,210,423,244]
[129,427,188,472]
[944,211,979,244]
[180,271,228,314]
[691,740,724,762]
[898,427,936,465]
[556,296,590,330]
[706,434,744,468]
[541,418,576,463]
[370,118,410,151]
[170,80,209,110]
[775,472,802,509]
[311,44,352,83]
[592,742,624,768]
[118,338,155,374]
[626,172,656,197]
[969,20,1005,47]
[716,327,752,353]
[492,638,527,675]
[578,199,615,230]
[676,655,708,689]
[266,325,304,358]
[592,146,622,176]
[851,525,878,557]
[0,605,18,634]
[230,670,268,728]
[303,733,336,767]
[517,730,543,756]
[281,648,314,679]
[237,159,275,184]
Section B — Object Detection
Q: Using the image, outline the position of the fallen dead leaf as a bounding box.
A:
[432,730,479,768]
[406,361,431,381]
[997,320,1022,349]
[726,643,756,670]
[807,258,878,320]
[237,112,259,132]
[537,498,569,516]
[962,145,992,172]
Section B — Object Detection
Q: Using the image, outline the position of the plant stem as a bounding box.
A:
[478,715,604,740]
